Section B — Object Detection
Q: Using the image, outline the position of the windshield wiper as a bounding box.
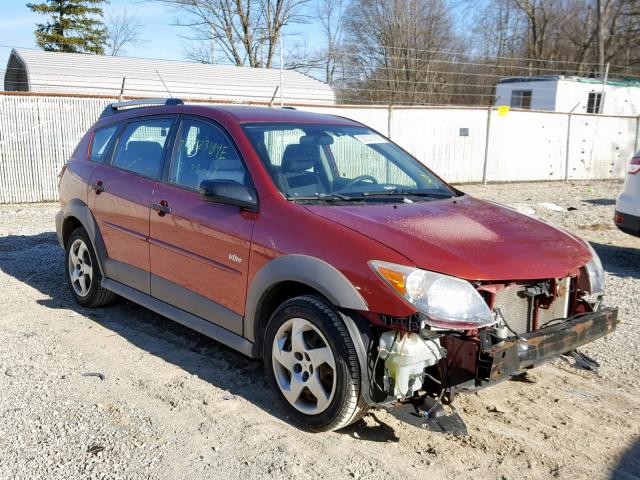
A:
[286,193,361,202]
[361,190,452,198]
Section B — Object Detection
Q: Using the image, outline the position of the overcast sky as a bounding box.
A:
[0,0,322,70]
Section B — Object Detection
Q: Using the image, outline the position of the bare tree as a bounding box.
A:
[105,8,145,56]
[473,0,524,60]
[342,0,464,104]
[318,0,348,84]
[155,0,309,68]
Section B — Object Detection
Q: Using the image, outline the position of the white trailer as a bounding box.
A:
[495,75,640,116]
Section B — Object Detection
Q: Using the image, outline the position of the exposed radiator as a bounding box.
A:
[493,278,570,335]
[538,278,571,327]
[493,286,531,335]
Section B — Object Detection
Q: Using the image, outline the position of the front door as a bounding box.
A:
[89,117,175,294]
[149,117,255,334]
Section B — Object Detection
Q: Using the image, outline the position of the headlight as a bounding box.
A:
[370,260,496,329]
[584,243,605,294]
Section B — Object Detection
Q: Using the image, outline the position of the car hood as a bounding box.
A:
[305,195,591,281]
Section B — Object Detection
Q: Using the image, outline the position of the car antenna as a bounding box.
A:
[156,70,173,97]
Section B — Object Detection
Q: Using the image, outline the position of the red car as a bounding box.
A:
[56,99,618,432]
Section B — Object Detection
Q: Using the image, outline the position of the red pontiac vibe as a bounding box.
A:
[56,99,618,432]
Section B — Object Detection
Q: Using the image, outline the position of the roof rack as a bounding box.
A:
[100,98,184,118]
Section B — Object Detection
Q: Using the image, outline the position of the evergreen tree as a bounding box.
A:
[27,0,108,54]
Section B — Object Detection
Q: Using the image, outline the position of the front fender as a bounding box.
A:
[244,254,369,343]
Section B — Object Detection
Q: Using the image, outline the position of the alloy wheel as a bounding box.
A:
[68,238,93,297]
[271,317,337,415]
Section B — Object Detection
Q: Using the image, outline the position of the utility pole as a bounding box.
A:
[210,24,216,64]
[596,0,606,74]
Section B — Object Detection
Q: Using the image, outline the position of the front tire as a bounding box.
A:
[65,227,117,308]
[264,295,368,432]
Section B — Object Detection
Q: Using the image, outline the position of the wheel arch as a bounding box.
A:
[57,199,107,275]
[245,254,369,357]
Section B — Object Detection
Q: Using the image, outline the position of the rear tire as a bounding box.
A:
[264,295,368,432]
[65,227,117,308]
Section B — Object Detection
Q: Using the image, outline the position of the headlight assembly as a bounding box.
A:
[584,243,605,294]
[369,260,496,329]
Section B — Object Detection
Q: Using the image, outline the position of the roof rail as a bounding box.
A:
[100,98,184,118]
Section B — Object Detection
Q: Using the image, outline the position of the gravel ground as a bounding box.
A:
[0,180,638,480]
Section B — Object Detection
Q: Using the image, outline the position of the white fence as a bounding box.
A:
[0,93,638,203]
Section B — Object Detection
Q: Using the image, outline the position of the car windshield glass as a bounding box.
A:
[242,123,455,201]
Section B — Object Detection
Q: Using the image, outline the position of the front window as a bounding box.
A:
[169,118,248,190]
[243,123,455,202]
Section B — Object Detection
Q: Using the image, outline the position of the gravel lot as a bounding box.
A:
[0,180,638,480]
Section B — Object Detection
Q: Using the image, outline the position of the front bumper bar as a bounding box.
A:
[477,307,618,384]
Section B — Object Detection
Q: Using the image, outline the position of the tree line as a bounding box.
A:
[26,0,640,106]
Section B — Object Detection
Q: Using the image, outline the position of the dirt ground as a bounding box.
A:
[0,180,638,480]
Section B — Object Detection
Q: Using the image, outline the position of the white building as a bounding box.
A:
[3,48,335,105]
[495,75,640,116]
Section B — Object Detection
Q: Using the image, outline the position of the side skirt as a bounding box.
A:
[101,278,256,358]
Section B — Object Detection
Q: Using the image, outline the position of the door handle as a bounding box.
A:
[152,200,171,216]
[91,180,105,194]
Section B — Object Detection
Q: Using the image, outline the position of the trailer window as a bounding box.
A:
[587,92,602,114]
[510,90,532,109]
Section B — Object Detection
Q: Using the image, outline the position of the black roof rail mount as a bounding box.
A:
[100,98,184,118]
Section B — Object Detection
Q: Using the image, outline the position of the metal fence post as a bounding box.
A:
[482,106,492,185]
[385,104,394,182]
[564,103,580,181]
[119,77,126,101]
[564,112,572,181]
[635,115,640,154]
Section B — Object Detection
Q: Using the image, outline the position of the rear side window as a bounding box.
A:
[169,118,248,190]
[112,118,173,179]
[90,125,118,162]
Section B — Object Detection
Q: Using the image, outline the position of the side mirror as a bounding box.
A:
[198,180,258,212]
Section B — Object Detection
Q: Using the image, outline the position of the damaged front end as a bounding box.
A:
[364,258,618,433]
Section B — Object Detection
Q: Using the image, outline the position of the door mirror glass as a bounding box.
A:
[198,179,258,212]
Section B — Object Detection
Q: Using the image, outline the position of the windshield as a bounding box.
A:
[242,123,455,201]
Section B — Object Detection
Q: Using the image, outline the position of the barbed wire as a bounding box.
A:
[320,41,640,71]
[1,43,637,108]
[3,42,639,74]
[1,62,627,90]
[328,52,638,77]
[0,74,575,103]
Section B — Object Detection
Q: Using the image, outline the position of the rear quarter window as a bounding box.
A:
[90,125,119,162]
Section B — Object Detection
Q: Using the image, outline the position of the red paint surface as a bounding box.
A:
[61,104,595,322]
[88,164,155,272]
[306,196,591,281]
[149,182,254,315]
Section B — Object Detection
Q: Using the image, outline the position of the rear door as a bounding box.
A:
[88,116,176,294]
[148,116,255,334]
